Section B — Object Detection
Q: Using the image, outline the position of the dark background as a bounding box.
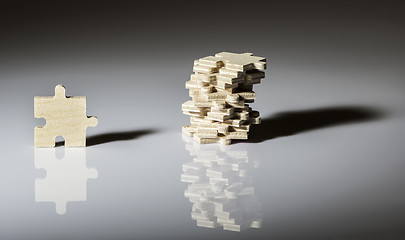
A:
[1,0,403,75]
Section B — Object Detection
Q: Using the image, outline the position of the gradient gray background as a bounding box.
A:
[1,1,404,239]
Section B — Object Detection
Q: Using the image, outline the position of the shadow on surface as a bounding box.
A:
[247,106,385,143]
[55,129,157,147]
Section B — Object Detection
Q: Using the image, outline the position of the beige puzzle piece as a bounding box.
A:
[34,85,98,147]
[215,52,266,71]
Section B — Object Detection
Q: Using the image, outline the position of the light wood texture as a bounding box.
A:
[34,85,98,147]
[182,52,266,145]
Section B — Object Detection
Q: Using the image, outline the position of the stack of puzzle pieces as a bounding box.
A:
[182,52,266,145]
[181,137,262,231]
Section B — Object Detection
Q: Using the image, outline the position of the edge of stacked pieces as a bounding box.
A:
[182,52,267,145]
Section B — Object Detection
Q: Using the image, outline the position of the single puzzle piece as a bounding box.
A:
[35,148,98,214]
[198,52,266,72]
[215,52,266,71]
[34,85,98,147]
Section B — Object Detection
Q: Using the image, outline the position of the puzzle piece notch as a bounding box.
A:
[34,85,98,147]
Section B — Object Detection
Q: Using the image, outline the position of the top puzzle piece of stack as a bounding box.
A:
[182,52,266,145]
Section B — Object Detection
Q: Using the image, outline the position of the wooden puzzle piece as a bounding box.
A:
[197,56,225,68]
[215,52,266,71]
[193,60,221,74]
[198,52,266,72]
[191,73,217,83]
[245,69,265,80]
[34,85,98,147]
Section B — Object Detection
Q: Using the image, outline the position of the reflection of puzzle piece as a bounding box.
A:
[35,148,98,214]
[34,85,98,147]
[181,138,262,232]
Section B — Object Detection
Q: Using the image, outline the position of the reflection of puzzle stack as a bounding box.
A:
[182,52,266,145]
[35,148,98,214]
[181,136,262,231]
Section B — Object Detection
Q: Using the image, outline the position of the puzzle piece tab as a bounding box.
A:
[34,85,98,147]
